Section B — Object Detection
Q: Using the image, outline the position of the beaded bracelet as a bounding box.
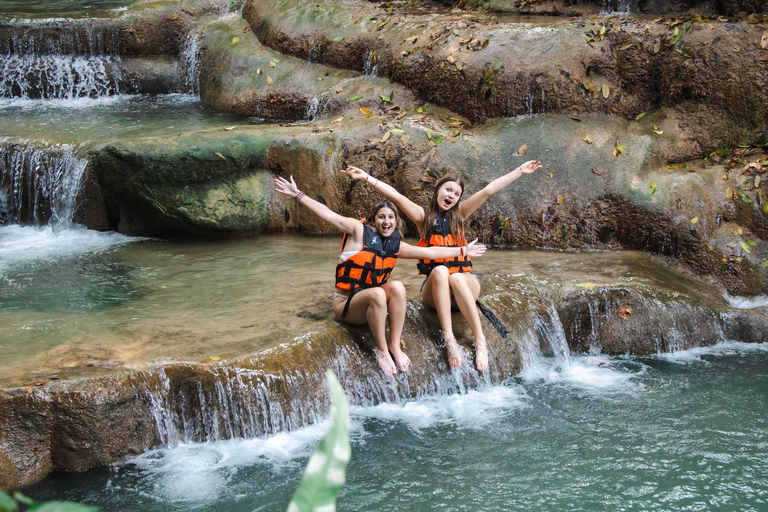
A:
[296,191,306,201]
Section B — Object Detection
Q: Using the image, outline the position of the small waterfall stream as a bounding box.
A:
[130,288,749,449]
[179,31,203,96]
[0,18,125,99]
[0,143,88,226]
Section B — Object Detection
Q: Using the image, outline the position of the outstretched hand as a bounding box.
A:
[340,165,369,181]
[274,175,301,197]
[466,238,488,258]
[519,160,542,175]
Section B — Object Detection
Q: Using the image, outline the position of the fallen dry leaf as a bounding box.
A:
[169,14,179,20]
[618,306,633,319]
[215,152,226,160]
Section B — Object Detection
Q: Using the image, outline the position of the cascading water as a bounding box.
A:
[362,50,378,76]
[304,92,328,121]
[0,18,121,56]
[0,18,124,99]
[0,142,87,227]
[179,31,203,96]
[0,54,123,99]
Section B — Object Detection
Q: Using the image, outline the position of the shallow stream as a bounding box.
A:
[0,225,729,387]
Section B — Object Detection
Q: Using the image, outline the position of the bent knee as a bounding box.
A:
[387,280,406,298]
[448,272,469,288]
[430,265,451,280]
[369,287,388,307]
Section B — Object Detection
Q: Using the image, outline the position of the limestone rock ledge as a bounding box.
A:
[1,278,766,491]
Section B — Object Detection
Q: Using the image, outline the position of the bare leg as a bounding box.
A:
[381,280,410,372]
[333,288,397,375]
[448,273,487,371]
[421,266,462,367]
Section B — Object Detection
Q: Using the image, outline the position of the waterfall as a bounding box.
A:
[0,18,125,99]
[534,304,571,365]
[363,51,378,77]
[0,18,121,56]
[0,54,123,99]
[304,92,328,121]
[179,31,202,96]
[0,143,88,227]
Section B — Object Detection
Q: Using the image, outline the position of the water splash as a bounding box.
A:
[724,294,768,309]
[0,142,88,226]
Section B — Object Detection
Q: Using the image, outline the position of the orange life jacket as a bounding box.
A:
[417,211,472,275]
[336,220,400,317]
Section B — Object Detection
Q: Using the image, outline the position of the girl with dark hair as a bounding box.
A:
[342,161,541,371]
[274,175,488,375]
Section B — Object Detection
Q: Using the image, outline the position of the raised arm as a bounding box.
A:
[274,175,361,235]
[459,160,542,219]
[341,166,426,226]
[397,238,487,260]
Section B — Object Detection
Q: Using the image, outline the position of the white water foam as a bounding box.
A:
[519,354,645,393]
[118,420,332,503]
[351,385,530,431]
[724,294,768,309]
[0,94,128,110]
[654,341,768,364]
[0,224,138,273]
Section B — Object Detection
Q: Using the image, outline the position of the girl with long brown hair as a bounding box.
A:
[342,160,541,371]
[274,175,488,375]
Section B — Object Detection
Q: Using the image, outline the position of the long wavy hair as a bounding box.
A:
[364,199,405,237]
[419,172,466,243]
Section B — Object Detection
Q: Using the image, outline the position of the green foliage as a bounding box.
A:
[0,491,96,512]
[287,370,351,512]
[0,490,17,512]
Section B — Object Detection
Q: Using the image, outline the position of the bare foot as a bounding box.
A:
[443,333,462,368]
[388,341,411,372]
[474,337,489,372]
[373,348,398,375]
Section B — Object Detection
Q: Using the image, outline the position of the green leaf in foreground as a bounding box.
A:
[28,503,98,512]
[332,36,344,42]
[287,370,350,512]
[12,494,34,507]
[740,241,752,254]
[740,194,753,204]
[347,96,362,102]
[575,283,597,288]
[0,490,18,512]
[648,181,657,195]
